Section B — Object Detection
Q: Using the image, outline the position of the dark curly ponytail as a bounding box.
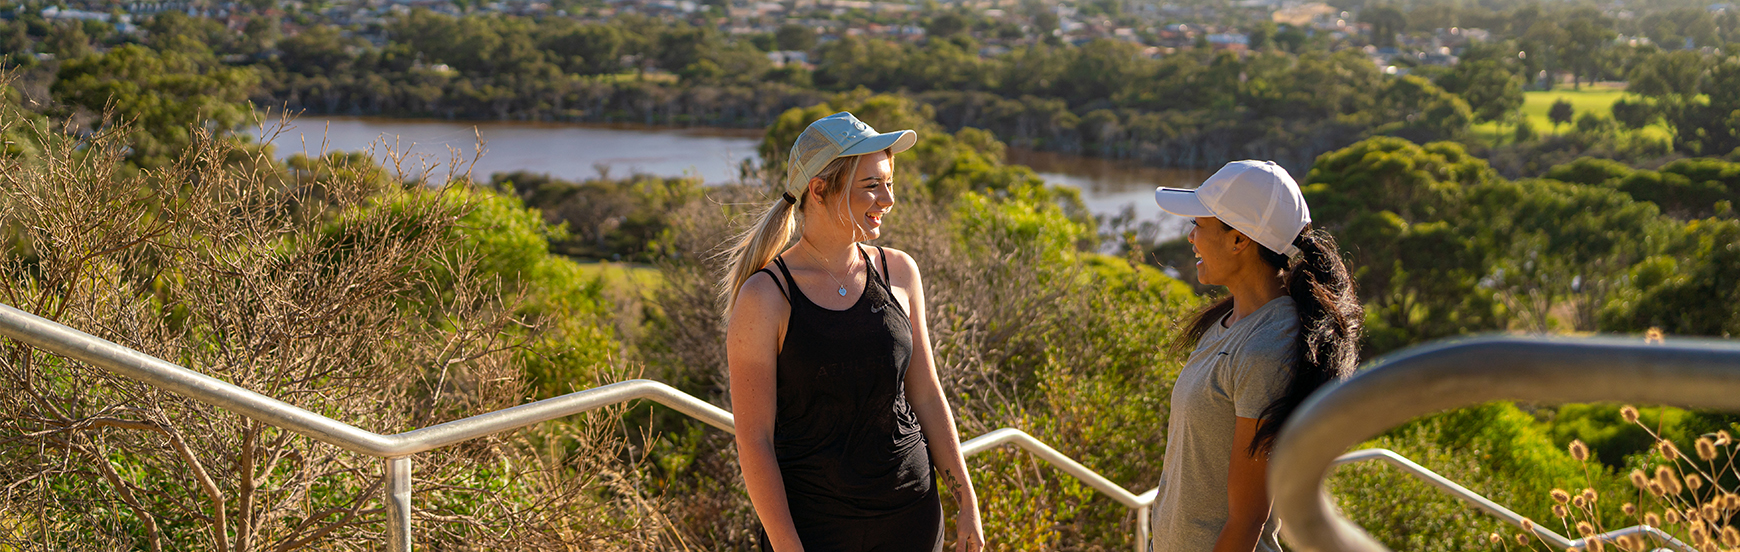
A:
[1171,226,1363,457]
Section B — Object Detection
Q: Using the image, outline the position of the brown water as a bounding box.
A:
[271,117,1207,241]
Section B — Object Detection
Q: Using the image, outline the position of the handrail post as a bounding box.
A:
[1134,505,1149,552]
[386,457,412,552]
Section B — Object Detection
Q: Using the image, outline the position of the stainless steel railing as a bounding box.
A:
[11,300,1724,551]
[0,302,1159,550]
[1272,335,1740,552]
[1333,449,1694,551]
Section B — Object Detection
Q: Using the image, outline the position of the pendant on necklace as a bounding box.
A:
[837,287,848,296]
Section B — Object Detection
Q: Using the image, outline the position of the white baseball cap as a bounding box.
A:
[1154,160,1312,257]
[786,111,917,192]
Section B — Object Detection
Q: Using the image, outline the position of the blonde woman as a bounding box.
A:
[722,112,985,552]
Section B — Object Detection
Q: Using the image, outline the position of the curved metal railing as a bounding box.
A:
[1272,335,1740,552]
[0,302,1160,551]
[1333,449,1695,551]
[8,301,1729,552]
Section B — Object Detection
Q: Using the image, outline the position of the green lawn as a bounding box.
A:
[1516,87,1628,131]
[585,71,679,85]
[1471,85,1674,145]
[575,260,662,297]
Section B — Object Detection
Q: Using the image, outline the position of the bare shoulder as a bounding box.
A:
[732,269,790,322]
[874,246,922,282]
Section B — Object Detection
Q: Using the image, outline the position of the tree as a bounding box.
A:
[1437,59,1523,124]
[1466,178,1667,332]
[1548,98,1574,132]
[1627,50,1706,98]
[1558,8,1615,90]
[1611,97,1655,129]
[42,21,90,60]
[925,11,969,39]
[1361,5,1408,48]
[540,21,625,75]
[52,45,259,168]
[1601,216,1740,337]
[1300,137,1499,353]
[1247,20,1277,51]
[1377,75,1473,143]
[775,24,816,52]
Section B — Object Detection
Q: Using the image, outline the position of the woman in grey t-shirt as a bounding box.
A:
[1149,160,1363,551]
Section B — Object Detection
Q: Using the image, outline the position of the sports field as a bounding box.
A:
[1471,85,1673,144]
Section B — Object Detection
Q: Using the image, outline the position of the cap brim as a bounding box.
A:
[840,129,918,156]
[1155,187,1214,217]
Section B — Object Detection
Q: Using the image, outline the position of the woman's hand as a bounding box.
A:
[955,504,986,552]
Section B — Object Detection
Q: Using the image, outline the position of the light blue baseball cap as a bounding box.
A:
[786,112,917,192]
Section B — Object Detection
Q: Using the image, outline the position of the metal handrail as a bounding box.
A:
[1333,449,1695,551]
[0,302,1158,550]
[12,302,1715,552]
[1271,335,1740,552]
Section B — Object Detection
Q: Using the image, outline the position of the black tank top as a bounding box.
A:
[756,245,937,533]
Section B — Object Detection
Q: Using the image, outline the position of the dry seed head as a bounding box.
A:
[1649,481,1666,497]
[1577,521,1596,537]
[1658,466,1684,495]
[1574,495,1588,508]
[1570,439,1590,462]
[1553,488,1573,504]
[1623,502,1636,515]
[1661,440,1681,461]
[1688,473,1704,491]
[1522,519,1536,532]
[1722,526,1740,548]
[1725,494,1740,509]
[1621,405,1640,423]
[1646,327,1665,343]
[1697,437,1718,461]
[1582,488,1598,503]
[1687,507,1702,522]
[1587,538,1604,552]
[1668,510,1683,524]
[1517,533,1530,546]
[1554,504,1571,518]
[1621,535,1644,551]
[1490,533,1502,545]
[1718,430,1733,446]
[1630,469,1649,489]
[1701,503,1716,521]
[1646,512,1662,527]
[1691,526,1708,546]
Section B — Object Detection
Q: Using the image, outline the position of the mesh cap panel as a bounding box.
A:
[787,126,839,191]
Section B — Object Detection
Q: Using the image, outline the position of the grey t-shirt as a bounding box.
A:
[1150,296,1297,552]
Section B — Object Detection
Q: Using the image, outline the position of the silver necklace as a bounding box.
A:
[800,241,856,297]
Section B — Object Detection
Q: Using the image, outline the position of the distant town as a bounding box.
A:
[13,0,1729,84]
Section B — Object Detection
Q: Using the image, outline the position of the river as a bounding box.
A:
[269,117,1210,241]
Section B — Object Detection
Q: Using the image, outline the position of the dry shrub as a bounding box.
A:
[0,105,672,550]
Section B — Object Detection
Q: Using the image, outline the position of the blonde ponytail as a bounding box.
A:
[719,194,799,321]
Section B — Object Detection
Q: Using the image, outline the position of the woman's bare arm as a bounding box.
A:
[1214,416,1271,552]
[887,250,984,552]
[726,272,803,552]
